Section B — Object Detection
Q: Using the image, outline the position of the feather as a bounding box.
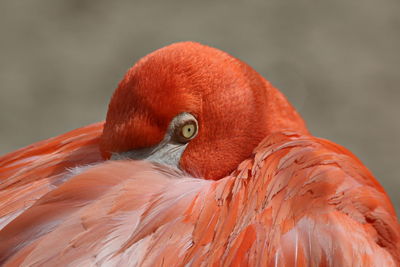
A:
[0,122,103,231]
[1,131,398,266]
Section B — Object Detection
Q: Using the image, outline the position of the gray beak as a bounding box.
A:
[110,137,187,168]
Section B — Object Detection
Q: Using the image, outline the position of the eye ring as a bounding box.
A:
[174,119,198,143]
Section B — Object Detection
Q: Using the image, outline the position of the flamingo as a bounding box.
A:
[0,42,399,266]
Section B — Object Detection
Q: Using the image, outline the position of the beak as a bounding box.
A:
[110,137,188,169]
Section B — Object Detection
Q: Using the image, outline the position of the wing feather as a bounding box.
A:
[0,122,104,230]
[0,131,399,266]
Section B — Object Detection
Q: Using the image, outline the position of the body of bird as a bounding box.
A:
[0,42,399,266]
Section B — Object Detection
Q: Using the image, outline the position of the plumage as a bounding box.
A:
[0,123,103,229]
[0,42,399,266]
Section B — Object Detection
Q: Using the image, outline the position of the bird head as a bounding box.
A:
[100,42,308,180]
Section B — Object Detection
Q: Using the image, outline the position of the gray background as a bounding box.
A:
[0,0,399,213]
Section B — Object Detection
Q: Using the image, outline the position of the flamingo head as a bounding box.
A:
[100,42,308,180]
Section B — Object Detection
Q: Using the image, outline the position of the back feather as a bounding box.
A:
[0,122,104,230]
[0,131,399,266]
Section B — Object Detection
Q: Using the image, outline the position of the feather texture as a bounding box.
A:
[1,131,398,266]
[0,122,103,231]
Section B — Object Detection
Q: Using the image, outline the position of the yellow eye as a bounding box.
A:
[172,115,198,143]
[181,123,196,139]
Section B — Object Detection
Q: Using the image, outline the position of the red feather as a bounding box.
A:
[1,42,399,266]
[1,132,399,265]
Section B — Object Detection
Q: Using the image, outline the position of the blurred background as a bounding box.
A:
[0,0,399,212]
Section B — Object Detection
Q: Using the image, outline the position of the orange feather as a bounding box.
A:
[0,123,103,229]
[0,42,399,266]
[1,132,399,266]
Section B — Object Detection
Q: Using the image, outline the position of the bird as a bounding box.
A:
[0,41,399,266]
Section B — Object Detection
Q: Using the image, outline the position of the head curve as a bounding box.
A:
[100,41,309,179]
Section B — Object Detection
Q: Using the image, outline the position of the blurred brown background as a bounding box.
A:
[0,0,399,212]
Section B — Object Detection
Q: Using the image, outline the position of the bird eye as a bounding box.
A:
[174,119,198,143]
[181,123,196,139]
